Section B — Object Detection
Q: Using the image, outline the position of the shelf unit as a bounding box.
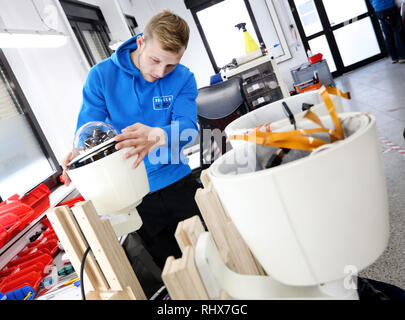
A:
[222,55,289,111]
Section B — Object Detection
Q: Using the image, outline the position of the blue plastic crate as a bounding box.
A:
[6,286,35,300]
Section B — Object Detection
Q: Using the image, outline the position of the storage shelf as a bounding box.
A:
[0,184,76,269]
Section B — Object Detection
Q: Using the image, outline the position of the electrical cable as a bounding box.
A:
[264,101,297,168]
[282,101,297,130]
[80,246,92,300]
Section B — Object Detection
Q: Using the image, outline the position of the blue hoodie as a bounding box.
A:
[76,34,199,193]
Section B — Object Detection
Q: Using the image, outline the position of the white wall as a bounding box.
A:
[97,0,132,41]
[119,0,155,31]
[0,0,89,164]
[145,0,216,89]
[0,0,307,168]
[271,0,308,89]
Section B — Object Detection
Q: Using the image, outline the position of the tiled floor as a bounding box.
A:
[334,57,405,148]
[334,57,405,290]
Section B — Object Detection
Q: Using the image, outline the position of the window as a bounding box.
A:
[60,0,112,66]
[187,0,265,73]
[80,24,110,64]
[289,0,385,76]
[0,51,62,201]
[125,15,138,37]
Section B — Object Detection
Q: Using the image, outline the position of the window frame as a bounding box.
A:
[60,0,112,66]
[189,0,265,73]
[288,0,386,76]
[263,0,292,63]
[125,15,138,37]
[0,50,62,201]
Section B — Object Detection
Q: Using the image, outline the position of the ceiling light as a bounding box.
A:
[0,28,68,48]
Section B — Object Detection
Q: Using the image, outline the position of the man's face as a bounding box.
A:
[136,36,185,82]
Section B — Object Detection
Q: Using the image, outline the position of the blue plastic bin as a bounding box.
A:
[6,286,35,300]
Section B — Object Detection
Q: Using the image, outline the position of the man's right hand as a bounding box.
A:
[61,150,75,186]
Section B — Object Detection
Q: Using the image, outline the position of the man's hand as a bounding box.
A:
[114,123,166,168]
[61,150,76,186]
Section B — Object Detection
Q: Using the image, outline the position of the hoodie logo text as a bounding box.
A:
[153,95,173,110]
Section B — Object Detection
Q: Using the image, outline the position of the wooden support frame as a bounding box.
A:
[47,201,146,300]
[162,245,209,300]
[195,170,266,276]
[162,215,208,300]
[174,215,206,251]
[162,168,267,300]
[47,205,108,293]
[163,215,234,300]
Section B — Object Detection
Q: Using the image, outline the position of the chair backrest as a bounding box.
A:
[197,76,249,132]
[196,77,249,169]
[197,76,246,120]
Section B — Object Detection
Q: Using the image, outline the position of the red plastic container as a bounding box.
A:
[0,212,19,230]
[24,239,59,257]
[308,53,323,64]
[0,225,8,248]
[25,232,57,248]
[4,251,53,270]
[2,261,50,283]
[0,184,51,249]
[17,260,51,278]
[0,264,42,284]
[41,217,54,231]
[57,195,85,208]
[42,228,57,239]
[0,271,42,294]
[0,202,35,242]
[6,194,20,202]
[0,266,18,283]
[19,184,51,219]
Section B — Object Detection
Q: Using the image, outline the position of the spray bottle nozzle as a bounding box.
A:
[235,23,247,32]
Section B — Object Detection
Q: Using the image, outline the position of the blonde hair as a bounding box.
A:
[143,10,190,52]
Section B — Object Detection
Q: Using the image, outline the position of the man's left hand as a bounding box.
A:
[114,123,166,168]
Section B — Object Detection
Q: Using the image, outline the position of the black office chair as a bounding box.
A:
[196,76,250,170]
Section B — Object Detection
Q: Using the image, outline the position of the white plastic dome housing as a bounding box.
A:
[67,121,150,236]
[73,121,118,156]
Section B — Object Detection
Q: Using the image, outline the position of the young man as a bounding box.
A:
[62,10,203,269]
